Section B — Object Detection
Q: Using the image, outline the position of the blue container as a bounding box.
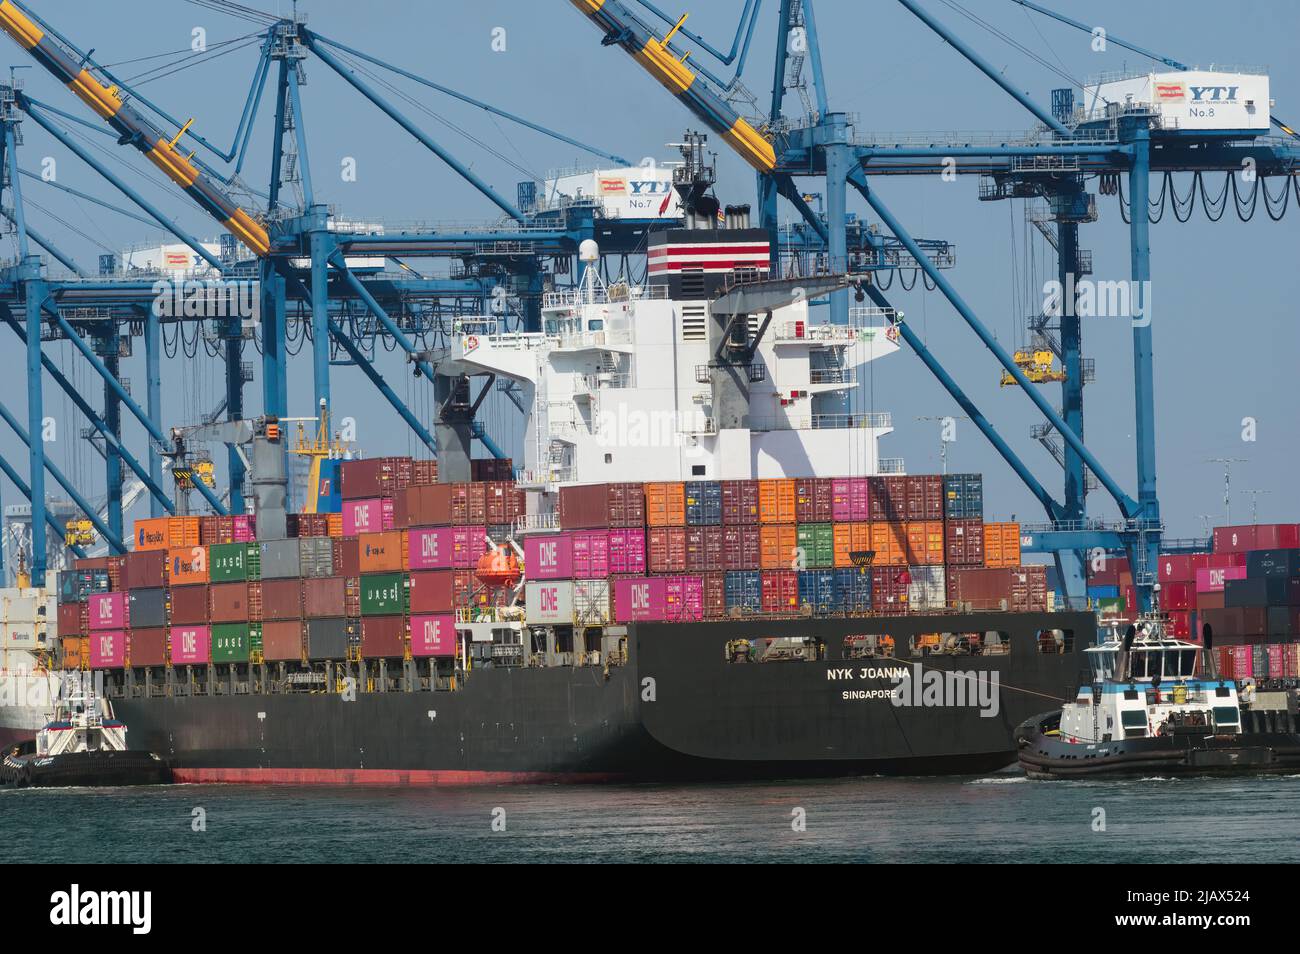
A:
[942,473,984,520]
[1087,584,1120,599]
[724,570,762,614]
[685,480,722,526]
[833,567,874,615]
[797,569,837,615]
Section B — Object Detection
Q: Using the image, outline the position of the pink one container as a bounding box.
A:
[410,614,457,657]
[89,630,126,668]
[524,533,574,580]
[343,497,394,535]
[170,624,212,665]
[88,592,127,631]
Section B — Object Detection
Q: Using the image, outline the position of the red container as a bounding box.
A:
[607,529,646,575]
[209,582,252,623]
[903,475,943,521]
[794,478,833,524]
[410,614,457,657]
[648,527,687,574]
[129,627,168,667]
[124,550,166,589]
[873,566,910,615]
[1167,610,1192,638]
[1158,554,1202,583]
[88,630,126,668]
[395,484,453,528]
[721,480,759,525]
[944,518,985,567]
[409,570,455,613]
[523,533,573,579]
[1162,581,1194,611]
[170,624,210,665]
[1088,557,1130,586]
[57,601,84,636]
[685,526,724,573]
[303,577,346,618]
[88,592,127,631]
[412,459,439,486]
[262,621,305,662]
[483,480,525,526]
[340,457,412,500]
[721,525,761,571]
[169,584,209,625]
[334,537,361,577]
[261,578,303,620]
[361,616,407,658]
[558,482,645,529]
[872,476,907,521]
[571,530,610,578]
[760,570,799,615]
[702,572,726,619]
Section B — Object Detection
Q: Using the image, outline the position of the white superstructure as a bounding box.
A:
[433,230,903,499]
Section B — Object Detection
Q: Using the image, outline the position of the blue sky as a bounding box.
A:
[1,0,1296,543]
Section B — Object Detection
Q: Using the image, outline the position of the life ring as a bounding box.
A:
[465,335,480,352]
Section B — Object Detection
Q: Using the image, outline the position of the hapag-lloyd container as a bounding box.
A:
[571,530,610,578]
[525,580,574,624]
[343,497,395,535]
[1195,565,1248,593]
[168,546,208,585]
[409,526,488,570]
[88,592,126,631]
[523,533,573,579]
[410,614,457,657]
[134,516,200,552]
[89,630,125,668]
[170,624,211,665]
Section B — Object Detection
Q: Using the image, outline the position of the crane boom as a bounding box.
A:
[0,0,270,256]
[567,0,776,172]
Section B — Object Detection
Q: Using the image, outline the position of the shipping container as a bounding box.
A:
[830,477,869,522]
[647,527,688,574]
[983,523,1022,568]
[1157,554,1203,583]
[484,480,525,525]
[88,629,125,668]
[360,572,407,616]
[169,583,209,625]
[570,530,610,578]
[124,549,167,589]
[613,575,667,622]
[684,525,724,573]
[304,618,348,660]
[758,479,797,524]
[360,616,407,659]
[408,570,454,614]
[874,476,907,521]
[870,521,907,566]
[761,569,800,615]
[57,600,84,637]
[724,570,761,615]
[1163,581,1194,611]
[340,456,412,500]
[525,580,574,624]
[260,578,303,620]
[605,528,645,575]
[794,477,834,524]
[263,620,306,662]
[795,523,835,568]
[1195,565,1247,592]
[721,525,760,571]
[209,582,252,623]
[87,592,126,631]
[257,538,300,579]
[573,579,612,625]
[721,479,759,525]
[300,576,345,618]
[685,481,722,526]
[797,569,837,615]
[645,482,687,527]
[949,565,1048,612]
[209,542,259,582]
[1214,523,1300,554]
[170,624,211,665]
[342,497,395,535]
[901,520,944,566]
[944,518,985,567]
[1246,548,1300,578]
[355,530,406,574]
[167,546,208,586]
[942,473,984,520]
[395,483,453,528]
[833,567,873,615]
[128,627,167,667]
[410,614,458,657]
[702,572,726,619]
[664,575,704,622]
[907,565,947,611]
[558,482,645,529]
[406,526,485,570]
[127,588,167,629]
[759,524,798,570]
[1224,577,1292,608]
[298,537,334,579]
[523,533,573,579]
[133,516,200,552]
[211,622,252,663]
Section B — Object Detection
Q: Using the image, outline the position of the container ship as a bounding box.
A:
[39,219,1297,783]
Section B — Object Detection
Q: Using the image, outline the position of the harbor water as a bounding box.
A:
[4,774,1299,863]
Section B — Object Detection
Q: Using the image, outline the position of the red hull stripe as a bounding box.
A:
[172,767,627,786]
[647,244,770,258]
[648,260,772,273]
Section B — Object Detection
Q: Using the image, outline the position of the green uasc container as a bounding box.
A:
[209,542,261,582]
[211,622,251,663]
[248,621,263,655]
[360,572,407,616]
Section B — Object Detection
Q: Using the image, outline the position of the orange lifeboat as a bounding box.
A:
[475,545,521,589]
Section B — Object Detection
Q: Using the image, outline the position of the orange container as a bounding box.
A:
[327,513,344,538]
[983,522,1022,568]
[850,522,872,556]
[758,479,797,524]
[357,530,407,573]
[134,516,201,551]
[645,482,687,527]
[870,522,907,566]
[61,636,87,670]
[167,545,209,585]
[759,524,798,569]
[833,524,854,567]
[912,520,945,566]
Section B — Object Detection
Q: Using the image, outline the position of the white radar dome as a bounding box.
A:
[578,239,600,263]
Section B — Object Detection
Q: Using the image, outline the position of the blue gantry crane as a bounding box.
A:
[567,0,1300,612]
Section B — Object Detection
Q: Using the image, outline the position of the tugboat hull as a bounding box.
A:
[1015,711,1300,779]
[1,750,172,788]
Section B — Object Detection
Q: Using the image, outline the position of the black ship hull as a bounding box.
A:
[1,750,172,788]
[111,611,1093,784]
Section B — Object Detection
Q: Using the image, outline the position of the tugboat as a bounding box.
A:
[0,677,171,788]
[1016,621,1300,779]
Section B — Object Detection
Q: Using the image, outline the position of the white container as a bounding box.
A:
[573,579,611,626]
[907,566,947,611]
[525,581,575,625]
